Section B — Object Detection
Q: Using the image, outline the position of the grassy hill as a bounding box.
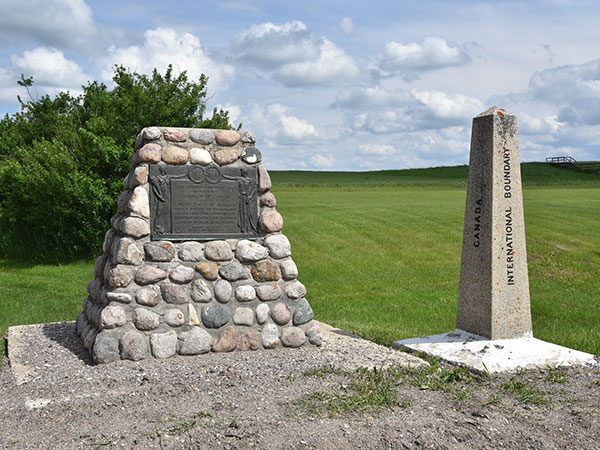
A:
[270,162,600,188]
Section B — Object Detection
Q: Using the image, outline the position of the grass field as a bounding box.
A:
[1,163,599,355]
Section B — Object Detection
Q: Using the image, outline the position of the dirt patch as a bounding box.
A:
[1,321,599,449]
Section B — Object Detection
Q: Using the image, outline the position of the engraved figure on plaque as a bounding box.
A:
[149,166,170,235]
[223,168,258,234]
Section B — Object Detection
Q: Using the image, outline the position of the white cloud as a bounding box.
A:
[378,37,469,75]
[215,103,241,125]
[0,0,95,47]
[0,47,89,104]
[310,153,335,168]
[358,144,398,156]
[338,17,355,37]
[232,21,319,69]
[233,21,361,87]
[249,103,321,143]
[333,85,483,133]
[102,28,234,93]
[275,38,361,87]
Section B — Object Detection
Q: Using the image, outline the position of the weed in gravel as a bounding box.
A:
[302,365,350,377]
[299,366,409,417]
[412,366,473,391]
[484,394,503,406]
[196,410,212,419]
[169,420,197,435]
[546,367,567,383]
[501,377,548,405]
[452,388,473,401]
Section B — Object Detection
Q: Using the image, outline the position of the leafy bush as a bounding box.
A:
[0,65,234,261]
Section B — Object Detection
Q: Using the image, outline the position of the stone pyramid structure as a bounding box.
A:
[76,127,322,363]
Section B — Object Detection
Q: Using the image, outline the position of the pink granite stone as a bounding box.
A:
[213,147,241,165]
[239,331,260,351]
[258,165,271,192]
[215,130,241,146]
[259,210,283,233]
[212,327,238,352]
[163,146,188,164]
[137,143,162,164]
[163,129,186,142]
[135,265,167,285]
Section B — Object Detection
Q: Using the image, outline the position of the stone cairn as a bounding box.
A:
[76,127,322,364]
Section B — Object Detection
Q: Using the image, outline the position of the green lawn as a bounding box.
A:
[0,163,598,355]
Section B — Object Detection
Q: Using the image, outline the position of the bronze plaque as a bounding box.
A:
[148,165,259,240]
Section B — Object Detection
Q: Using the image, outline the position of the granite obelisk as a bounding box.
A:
[456,106,532,339]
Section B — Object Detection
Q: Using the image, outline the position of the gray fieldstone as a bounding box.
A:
[214,147,241,166]
[133,307,160,331]
[102,229,116,253]
[120,216,150,238]
[212,327,238,352]
[241,146,262,164]
[178,241,204,261]
[163,308,185,327]
[201,304,232,328]
[235,285,256,302]
[216,130,240,146]
[255,303,269,324]
[105,291,132,304]
[100,305,127,329]
[93,334,120,364]
[259,210,283,233]
[135,265,167,285]
[143,127,161,141]
[112,237,144,265]
[117,190,130,213]
[233,307,254,326]
[204,240,234,261]
[264,234,292,259]
[161,284,190,304]
[163,128,186,142]
[189,128,215,145]
[94,255,107,278]
[240,331,260,351]
[281,327,307,348]
[236,240,269,262]
[119,330,149,361]
[261,323,279,349]
[170,265,195,284]
[214,279,233,303]
[144,241,176,262]
[128,186,149,218]
[285,280,307,300]
[191,279,213,302]
[255,284,282,301]
[195,262,218,280]
[258,164,271,192]
[189,148,212,165]
[137,143,161,164]
[271,303,291,325]
[219,261,248,281]
[188,303,201,325]
[136,287,160,306]
[241,131,256,144]
[293,298,314,325]
[280,259,298,280]
[251,260,280,282]
[178,328,213,355]
[307,325,323,346]
[83,328,97,351]
[87,277,102,300]
[150,331,177,359]
[259,192,276,207]
[106,266,133,288]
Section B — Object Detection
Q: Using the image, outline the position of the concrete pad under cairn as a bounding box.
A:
[393,330,597,374]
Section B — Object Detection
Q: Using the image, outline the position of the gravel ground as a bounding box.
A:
[1,321,599,449]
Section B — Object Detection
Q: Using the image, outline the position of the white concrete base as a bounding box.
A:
[393,329,598,374]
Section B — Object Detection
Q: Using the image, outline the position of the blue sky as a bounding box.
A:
[1,0,600,170]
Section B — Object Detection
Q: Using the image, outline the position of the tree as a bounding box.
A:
[0,65,236,261]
